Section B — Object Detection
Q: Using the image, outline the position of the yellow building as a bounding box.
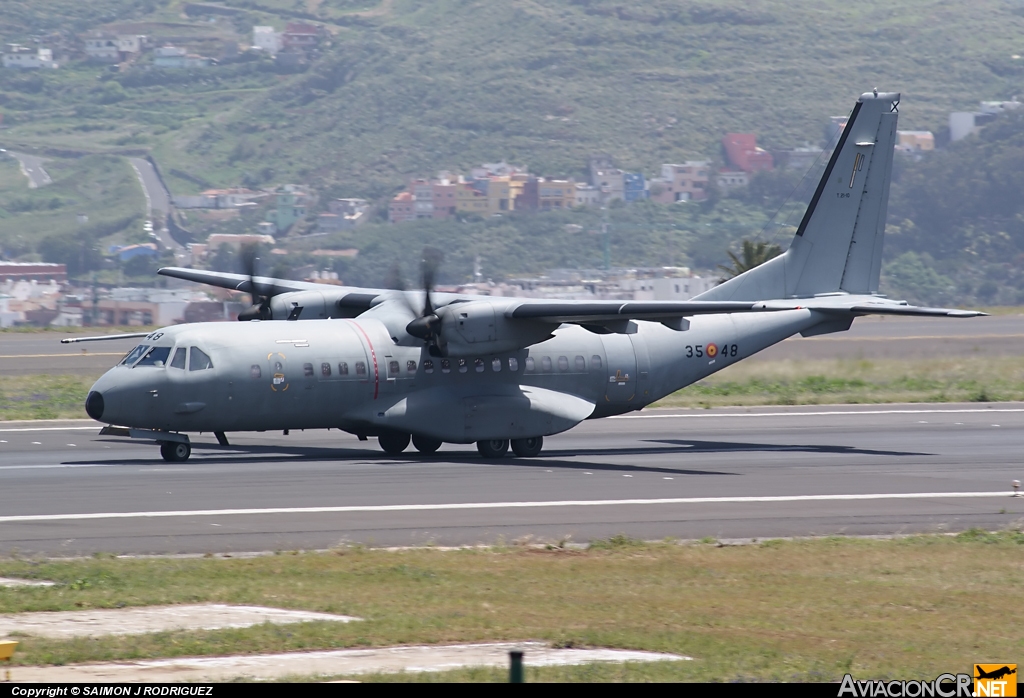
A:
[455,183,489,215]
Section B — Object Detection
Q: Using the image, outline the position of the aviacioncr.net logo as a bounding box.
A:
[838,674,973,698]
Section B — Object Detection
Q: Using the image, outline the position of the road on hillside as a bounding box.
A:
[6,151,52,188]
[128,157,181,252]
[0,404,1021,556]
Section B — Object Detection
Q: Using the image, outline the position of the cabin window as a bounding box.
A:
[136,346,171,367]
[508,357,518,371]
[441,359,451,374]
[321,362,331,377]
[492,358,501,372]
[338,362,349,376]
[557,356,569,372]
[250,364,261,379]
[575,355,586,371]
[475,358,485,372]
[170,348,187,370]
[541,356,552,372]
[407,360,417,372]
[388,360,400,375]
[525,357,535,371]
[591,355,603,370]
[120,344,150,366]
[188,347,213,371]
[355,361,366,376]
[424,360,434,374]
[303,363,314,377]
[458,358,468,373]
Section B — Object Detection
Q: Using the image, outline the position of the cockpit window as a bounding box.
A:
[135,346,171,367]
[120,344,150,366]
[169,348,186,370]
[188,347,213,371]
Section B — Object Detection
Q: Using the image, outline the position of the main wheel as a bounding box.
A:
[476,439,509,458]
[511,436,544,457]
[378,432,411,455]
[412,434,442,454]
[160,441,191,462]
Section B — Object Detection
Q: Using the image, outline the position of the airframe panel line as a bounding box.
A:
[612,408,1024,419]
[0,491,1010,523]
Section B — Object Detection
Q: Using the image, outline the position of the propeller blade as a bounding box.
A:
[406,314,441,341]
[421,246,443,317]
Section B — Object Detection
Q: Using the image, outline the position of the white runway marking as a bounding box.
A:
[613,408,1024,419]
[0,491,1011,523]
[0,426,97,432]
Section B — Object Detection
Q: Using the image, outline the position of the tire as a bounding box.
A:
[378,432,411,455]
[160,441,191,462]
[412,434,442,454]
[511,436,544,458]
[476,439,509,458]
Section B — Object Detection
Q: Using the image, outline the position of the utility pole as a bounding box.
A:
[601,206,610,271]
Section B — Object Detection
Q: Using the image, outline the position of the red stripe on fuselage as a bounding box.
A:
[347,320,379,400]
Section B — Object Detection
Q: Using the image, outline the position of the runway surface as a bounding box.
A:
[1,404,1022,556]
[5,313,1021,376]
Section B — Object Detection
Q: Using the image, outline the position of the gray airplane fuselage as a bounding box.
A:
[89,308,819,442]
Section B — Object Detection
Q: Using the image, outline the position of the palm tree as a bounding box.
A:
[717,239,783,280]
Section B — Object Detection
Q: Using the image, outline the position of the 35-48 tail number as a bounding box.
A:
[686,344,738,359]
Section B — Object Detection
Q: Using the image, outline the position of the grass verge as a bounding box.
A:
[1,532,1023,681]
[655,357,1024,408]
[0,373,99,420]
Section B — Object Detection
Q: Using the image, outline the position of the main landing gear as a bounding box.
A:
[376,433,545,458]
[159,441,191,462]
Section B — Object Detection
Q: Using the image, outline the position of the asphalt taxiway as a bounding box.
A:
[0,403,1021,556]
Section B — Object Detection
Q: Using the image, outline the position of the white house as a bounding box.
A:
[252,26,281,55]
[2,45,57,69]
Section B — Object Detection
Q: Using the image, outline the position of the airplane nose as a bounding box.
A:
[85,391,104,421]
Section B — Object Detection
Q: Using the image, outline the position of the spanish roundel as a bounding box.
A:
[706,343,719,358]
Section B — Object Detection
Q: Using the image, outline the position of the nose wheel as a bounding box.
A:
[160,441,191,462]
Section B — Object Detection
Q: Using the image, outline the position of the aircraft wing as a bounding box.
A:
[507,300,772,323]
[158,267,321,295]
[754,297,987,318]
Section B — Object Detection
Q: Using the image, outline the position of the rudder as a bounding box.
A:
[696,91,900,302]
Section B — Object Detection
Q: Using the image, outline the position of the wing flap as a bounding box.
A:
[507,300,765,324]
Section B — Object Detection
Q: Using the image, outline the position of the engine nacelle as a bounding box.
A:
[437,301,552,357]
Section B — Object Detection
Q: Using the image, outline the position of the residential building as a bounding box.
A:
[83,34,120,61]
[716,170,749,193]
[722,133,774,173]
[317,198,369,232]
[470,161,526,179]
[281,22,323,52]
[108,243,159,262]
[265,184,309,233]
[0,263,66,283]
[388,191,415,223]
[432,181,457,219]
[456,182,489,215]
[2,45,57,69]
[897,130,935,152]
[950,101,1020,142]
[650,162,710,203]
[206,233,276,253]
[517,177,576,211]
[252,26,281,54]
[773,145,825,172]
[591,168,625,203]
[411,179,434,218]
[575,183,601,207]
[623,172,647,202]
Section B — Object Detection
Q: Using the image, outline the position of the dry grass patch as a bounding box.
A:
[0,533,1022,681]
[657,356,1024,408]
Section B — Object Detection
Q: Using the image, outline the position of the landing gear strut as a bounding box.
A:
[511,436,544,457]
[378,432,411,455]
[476,439,509,458]
[160,441,191,462]
[412,434,442,454]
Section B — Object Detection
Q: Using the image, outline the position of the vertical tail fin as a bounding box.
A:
[696,91,900,302]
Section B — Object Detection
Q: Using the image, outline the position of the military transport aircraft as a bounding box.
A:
[69,91,983,462]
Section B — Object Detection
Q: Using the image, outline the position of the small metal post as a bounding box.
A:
[509,650,524,683]
[1013,480,1021,497]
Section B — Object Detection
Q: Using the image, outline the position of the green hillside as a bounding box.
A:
[0,0,1023,302]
